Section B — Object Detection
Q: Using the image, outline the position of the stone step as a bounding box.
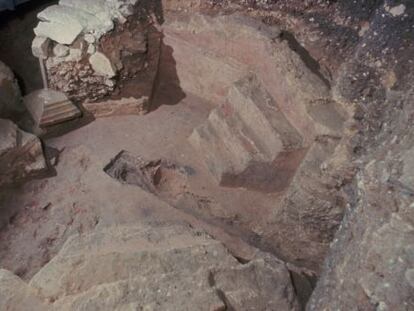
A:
[30,225,236,299]
[227,74,303,156]
[23,89,82,129]
[41,102,82,127]
[189,74,305,190]
[216,103,271,160]
[208,108,257,166]
[189,119,242,183]
[190,103,275,186]
[42,99,76,114]
[53,269,225,311]
[221,102,276,162]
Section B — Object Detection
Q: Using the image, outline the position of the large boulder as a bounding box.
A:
[0,119,47,187]
[0,222,300,310]
[0,269,50,311]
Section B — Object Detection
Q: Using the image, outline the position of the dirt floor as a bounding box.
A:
[0,39,288,280]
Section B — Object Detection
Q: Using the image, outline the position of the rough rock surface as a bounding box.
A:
[0,222,299,311]
[0,269,49,311]
[0,119,47,187]
[307,1,414,309]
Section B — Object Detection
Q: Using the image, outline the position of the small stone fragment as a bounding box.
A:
[387,4,406,17]
[84,34,95,44]
[53,44,69,57]
[87,44,96,55]
[104,79,115,87]
[67,48,83,62]
[32,36,51,59]
[89,52,117,77]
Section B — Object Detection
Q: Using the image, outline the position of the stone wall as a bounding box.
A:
[32,0,158,115]
[308,0,414,309]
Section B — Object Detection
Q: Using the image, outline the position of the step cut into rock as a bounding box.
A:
[23,89,81,130]
[190,74,306,192]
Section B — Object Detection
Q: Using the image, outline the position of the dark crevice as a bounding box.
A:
[233,256,250,265]
[279,31,331,88]
[288,269,318,310]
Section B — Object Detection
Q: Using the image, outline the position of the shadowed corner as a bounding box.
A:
[148,31,187,112]
[138,0,186,112]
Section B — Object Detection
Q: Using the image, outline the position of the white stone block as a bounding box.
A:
[31,36,51,59]
[89,52,117,77]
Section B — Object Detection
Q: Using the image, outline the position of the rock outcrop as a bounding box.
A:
[308,1,414,309]
[0,222,300,310]
[0,119,47,187]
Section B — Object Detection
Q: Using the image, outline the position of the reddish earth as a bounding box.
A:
[0,57,285,281]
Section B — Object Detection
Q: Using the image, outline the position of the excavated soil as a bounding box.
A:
[0,92,284,280]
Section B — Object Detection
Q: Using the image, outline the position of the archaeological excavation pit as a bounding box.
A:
[0,1,413,310]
